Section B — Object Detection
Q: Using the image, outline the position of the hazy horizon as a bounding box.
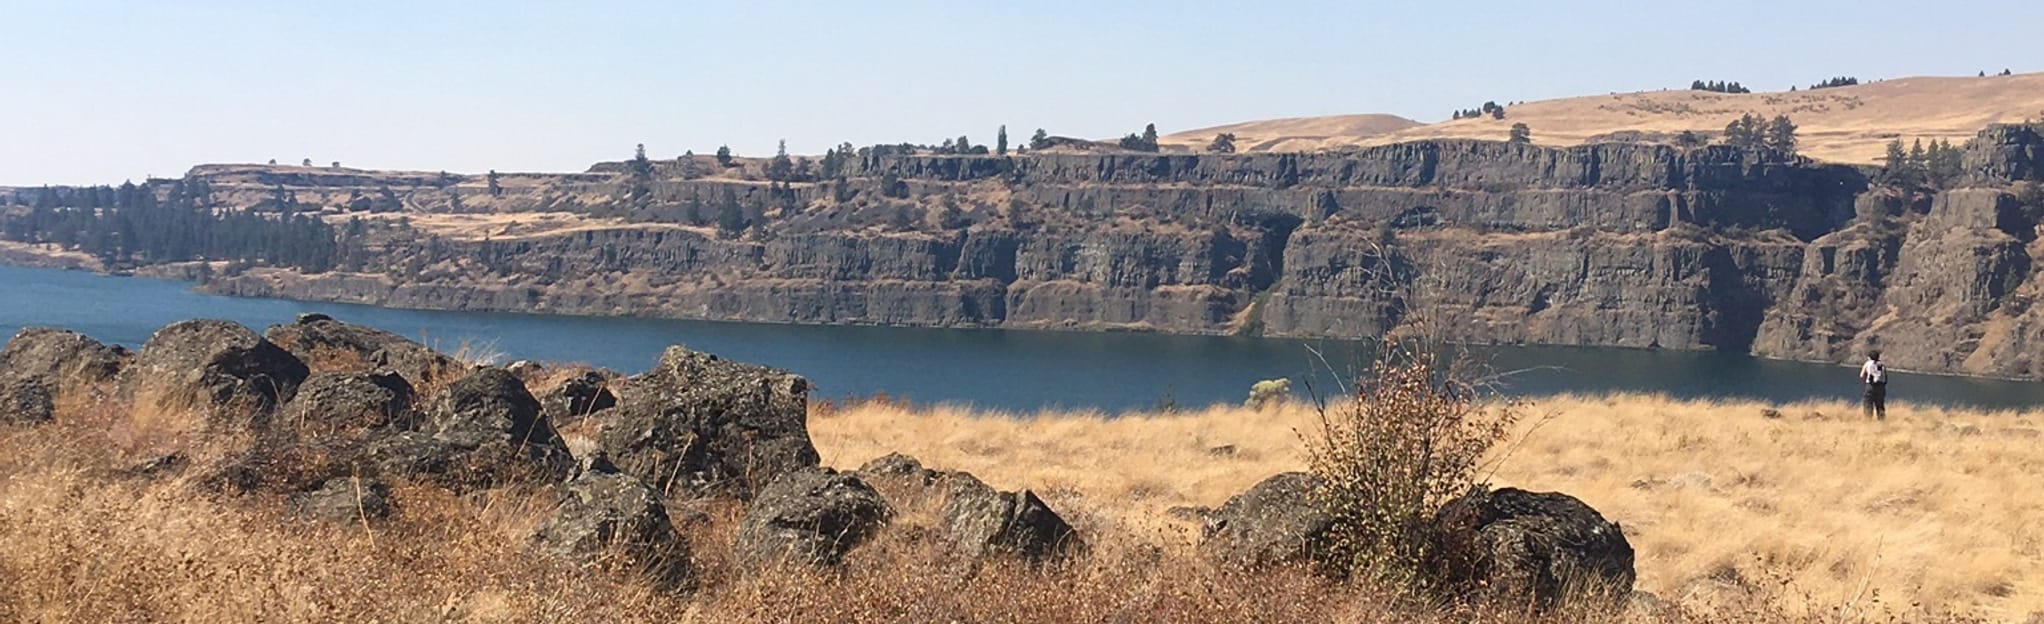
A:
[4,0,2041,185]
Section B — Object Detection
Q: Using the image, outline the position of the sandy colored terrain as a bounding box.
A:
[813,394,2044,620]
[1156,73,2044,164]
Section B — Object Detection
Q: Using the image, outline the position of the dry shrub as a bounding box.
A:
[1305,340,1520,591]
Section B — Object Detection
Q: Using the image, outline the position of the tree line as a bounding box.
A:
[1450,101,1506,120]
[1690,80,1751,94]
[1809,76,1859,90]
[1878,138,1965,189]
[0,180,338,271]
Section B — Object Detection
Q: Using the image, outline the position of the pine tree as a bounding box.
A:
[715,145,735,167]
[1508,123,1531,144]
[767,139,794,181]
[487,170,502,196]
[1208,133,1237,154]
[997,125,1009,156]
[1029,128,1050,150]
[1764,115,1798,155]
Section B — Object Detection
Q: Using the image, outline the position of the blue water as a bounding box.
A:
[3,264,2041,411]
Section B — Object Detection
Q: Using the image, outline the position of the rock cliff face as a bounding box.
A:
[41,127,2044,378]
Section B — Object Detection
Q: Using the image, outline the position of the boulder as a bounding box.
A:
[1199,472,1336,570]
[288,476,394,523]
[531,456,690,588]
[0,378,52,425]
[1433,486,1636,608]
[263,315,462,388]
[276,370,416,436]
[599,347,819,498]
[733,468,890,567]
[358,368,572,489]
[119,320,308,428]
[855,452,946,488]
[540,370,617,426]
[0,328,129,423]
[941,473,1083,563]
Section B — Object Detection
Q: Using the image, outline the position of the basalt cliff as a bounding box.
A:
[6,125,2044,378]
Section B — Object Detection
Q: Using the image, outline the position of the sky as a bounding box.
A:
[2,0,2041,185]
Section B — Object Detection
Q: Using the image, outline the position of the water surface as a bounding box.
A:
[3,264,2040,411]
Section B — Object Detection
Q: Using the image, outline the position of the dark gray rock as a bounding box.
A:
[276,370,416,436]
[531,459,690,589]
[540,370,616,426]
[734,468,890,567]
[1199,472,1335,570]
[0,377,52,425]
[855,452,945,488]
[288,476,394,523]
[1434,486,1636,608]
[941,472,1083,563]
[357,368,571,489]
[0,327,129,423]
[119,320,308,428]
[599,347,819,498]
[263,315,462,389]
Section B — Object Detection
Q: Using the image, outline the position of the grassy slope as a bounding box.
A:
[0,390,2029,622]
[812,395,2044,621]
[1155,73,2044,164]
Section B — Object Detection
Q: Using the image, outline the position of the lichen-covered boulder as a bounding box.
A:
[358,368,572,489]
[0,328,129,422]
[599,347,819,498]
[734,468,890,567]
[1433,486,1636,608]
[941,472,1083,563]
[1199,472,1336,570]
[531,457,690,589]
[276,370,416,436]
[540,370,617,426]
[264,314,462,389]
[119,320,308,428]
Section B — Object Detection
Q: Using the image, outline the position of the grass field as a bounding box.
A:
[0,388,2033,622]
[1162,72,2044,164]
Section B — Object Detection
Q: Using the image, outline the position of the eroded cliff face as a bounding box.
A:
[130,127,2044,377]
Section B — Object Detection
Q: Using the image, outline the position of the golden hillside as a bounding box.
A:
[1159,113,1424,152]
[1165,73,2044,164]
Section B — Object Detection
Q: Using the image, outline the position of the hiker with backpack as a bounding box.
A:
[1859,349,1888,420]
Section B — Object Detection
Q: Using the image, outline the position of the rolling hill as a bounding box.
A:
[1157,72,2044,164]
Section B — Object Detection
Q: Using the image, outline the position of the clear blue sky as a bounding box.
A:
[3,0,2039,185]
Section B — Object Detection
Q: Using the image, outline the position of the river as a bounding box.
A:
[2,264,2039,411]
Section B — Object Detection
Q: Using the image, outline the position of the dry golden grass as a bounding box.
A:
[1157,73,2044,164]
[0,387,2023,622]
[812,394,2044,622]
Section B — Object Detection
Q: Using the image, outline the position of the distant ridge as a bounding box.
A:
[1150,72,2044,164]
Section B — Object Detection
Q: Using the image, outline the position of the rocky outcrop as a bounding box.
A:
[541,370,616,426]
[358,368,572,490]
[598,347,819,498]
[119,320,308,428]
[1434,487,1636,608]
[1200,472,1336,570]
[264,314,463,389]
[854,453,1083,564]
[941,473,1083,563]
[733,468,890,567]
[0,328,129,423]
[29,127,2044,378]
[276,370,415,436]
[531,457,691,589]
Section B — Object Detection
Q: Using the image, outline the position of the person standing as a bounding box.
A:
[1859,349,1887,420]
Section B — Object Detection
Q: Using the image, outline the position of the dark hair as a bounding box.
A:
[1869,349,1882,359]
